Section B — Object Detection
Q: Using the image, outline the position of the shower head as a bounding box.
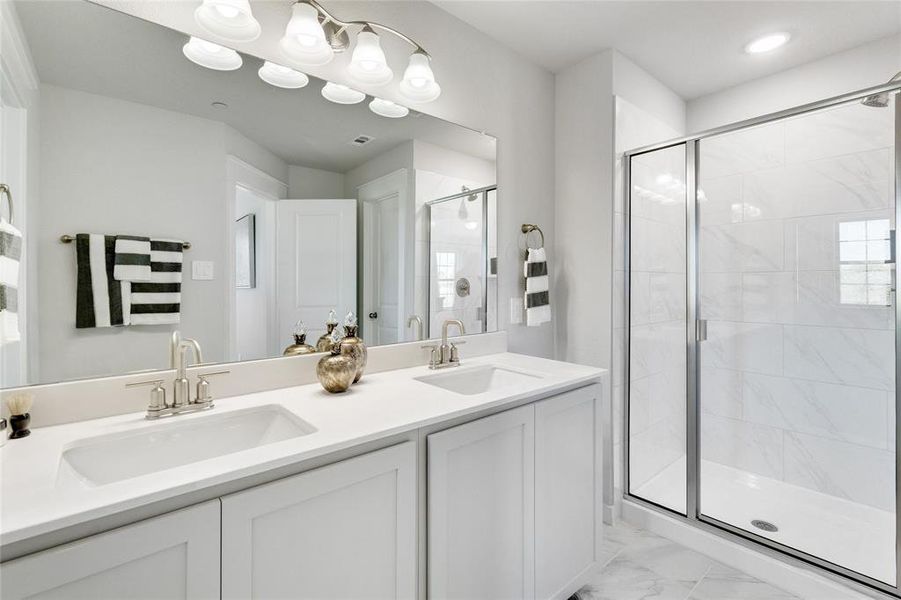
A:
[861,71,901,108]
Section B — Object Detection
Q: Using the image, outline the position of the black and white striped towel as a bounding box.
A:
[130,239,183,325]
[524,246,551,327]
[0,218,22,343]
[114,235,151,281]
[76,234,129,328]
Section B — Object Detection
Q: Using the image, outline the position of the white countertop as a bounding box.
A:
[1,352,603,549]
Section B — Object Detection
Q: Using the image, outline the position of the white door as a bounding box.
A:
[358,170,409,346]
[535,385,601,600]
[221,442,417,600]
[428,405,536,600]
[0,501,220,599]
[276,199,356,345]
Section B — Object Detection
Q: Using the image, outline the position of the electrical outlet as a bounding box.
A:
[509,297,524,324]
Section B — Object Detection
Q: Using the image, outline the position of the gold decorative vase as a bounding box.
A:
[283,333,316,356]
[340,325,367,383]
[316,341,357,393]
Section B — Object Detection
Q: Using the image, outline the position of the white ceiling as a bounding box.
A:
[431,1,901,99]
[15,0,496,173]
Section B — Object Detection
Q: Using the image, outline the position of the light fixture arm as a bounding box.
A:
[300,0,431,57]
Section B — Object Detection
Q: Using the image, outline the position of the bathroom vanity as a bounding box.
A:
[0,352,605,600]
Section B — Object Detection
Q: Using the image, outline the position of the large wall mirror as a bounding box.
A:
[0,0,497,389]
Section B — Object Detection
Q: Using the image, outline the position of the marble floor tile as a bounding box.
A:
[576,522,801,600]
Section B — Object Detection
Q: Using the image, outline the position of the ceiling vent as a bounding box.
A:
[350,134,375,147]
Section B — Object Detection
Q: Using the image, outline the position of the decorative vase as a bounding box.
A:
[283,321,316,356]
[316,329,356,393]
[284,334,316,356]
[340,325,367,383]
[316,310,340,352]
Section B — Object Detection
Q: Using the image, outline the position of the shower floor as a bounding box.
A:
[634,457,895,586]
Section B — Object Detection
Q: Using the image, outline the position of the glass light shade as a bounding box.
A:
[347,30,393,86]
[182,37,243,71]
[321,82,365,105]
[194,0,260,42]
[280,2,334,67]
[258,61,310,89]
[398,51,440,103]
[369,98,409,118]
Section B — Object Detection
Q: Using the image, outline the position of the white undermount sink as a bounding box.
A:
[415,365,542,395]
[59,405,316,487]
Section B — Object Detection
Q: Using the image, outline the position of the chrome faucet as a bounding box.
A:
[423,319,465,369]
[407,315,423,341]
[128,334,228,419]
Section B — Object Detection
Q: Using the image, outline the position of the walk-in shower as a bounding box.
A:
[624,79,901,596]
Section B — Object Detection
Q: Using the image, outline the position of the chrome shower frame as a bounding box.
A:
[623,79,901,598]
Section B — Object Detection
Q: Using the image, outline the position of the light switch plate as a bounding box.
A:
[192,261,215,281]
[509,297,523,324]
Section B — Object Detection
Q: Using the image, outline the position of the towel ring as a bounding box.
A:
[0,184,11,224]
[521,223,544,249]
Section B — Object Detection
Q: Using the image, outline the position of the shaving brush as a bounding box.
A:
[6,394,33,439]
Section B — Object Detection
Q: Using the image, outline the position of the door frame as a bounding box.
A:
[357,169,411,345]
[623,80,901,598]
[225,156,287,360]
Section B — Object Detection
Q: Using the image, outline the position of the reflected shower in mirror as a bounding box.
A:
[0,0,496,389]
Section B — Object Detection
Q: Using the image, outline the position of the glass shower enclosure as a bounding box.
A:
[426,186,497,339]
[625,82,900,596]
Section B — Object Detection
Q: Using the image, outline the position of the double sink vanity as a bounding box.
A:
[1,346,605,600]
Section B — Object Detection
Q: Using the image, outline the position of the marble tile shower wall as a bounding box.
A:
[698,102,896,512]
[613,97,684,498]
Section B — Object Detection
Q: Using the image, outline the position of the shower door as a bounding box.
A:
[626,84,901,596]
[697,96,897,587]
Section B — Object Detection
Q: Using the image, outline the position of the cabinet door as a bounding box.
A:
[221,442,416,600]
[0,501,220,600]
[428,404,535,600]
[535,385,600,600]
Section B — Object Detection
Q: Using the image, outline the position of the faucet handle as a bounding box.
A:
[194,370,229,404]
[126,379,167,410]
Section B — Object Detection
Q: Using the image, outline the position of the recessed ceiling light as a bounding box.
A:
[745,32,790,54]
[211,101,229,109]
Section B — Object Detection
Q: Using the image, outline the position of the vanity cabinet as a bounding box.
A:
[0,500,220,600]
[221,441,417,600]
[428,385,600,600]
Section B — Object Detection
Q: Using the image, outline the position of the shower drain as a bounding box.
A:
[751,519,778,532]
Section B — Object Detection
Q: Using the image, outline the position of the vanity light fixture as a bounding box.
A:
[348,26,393,86]
[280,0,440,101]
[182,36,243,71]
[258,61,310,89]
[744,32,790,54]
[194,0,261,42]
[369,98,409,118]
[321,82,366,104]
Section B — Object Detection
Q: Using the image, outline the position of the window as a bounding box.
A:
[839,219,892,306]
[436,252,456,309]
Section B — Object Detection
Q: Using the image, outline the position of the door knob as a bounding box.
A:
[368,312,378,319]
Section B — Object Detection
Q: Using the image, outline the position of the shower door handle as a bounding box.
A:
[696,319,708,343]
